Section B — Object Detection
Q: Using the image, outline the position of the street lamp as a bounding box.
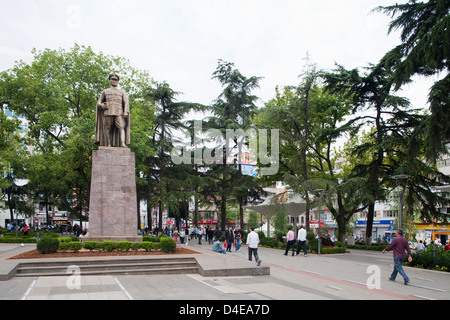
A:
[392,174,410,230]
[314,189,325,255]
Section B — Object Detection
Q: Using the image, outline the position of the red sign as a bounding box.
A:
[199,220,218,224]
[310,220,325,227]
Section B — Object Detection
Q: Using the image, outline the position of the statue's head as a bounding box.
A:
[109,74,120,87]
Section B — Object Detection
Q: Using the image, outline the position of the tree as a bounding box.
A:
[323,60,449,243]
[323,62,413,244]
[254,70,368,241]
[247,210,260,230]
[375,0,450,161]
[142,82,203,230]
[0,45,154,226]
[204,59,263,232]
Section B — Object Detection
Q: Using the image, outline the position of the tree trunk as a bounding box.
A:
[365,204,375,246]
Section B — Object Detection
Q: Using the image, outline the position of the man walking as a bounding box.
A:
[382,229,413,285]
[296,225,307,256]
[284,226,296,256]
[247,227,262,266]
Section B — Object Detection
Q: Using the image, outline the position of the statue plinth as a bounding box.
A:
[86,147,141,242]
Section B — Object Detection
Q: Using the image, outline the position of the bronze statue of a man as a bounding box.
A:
[95,74,130,148]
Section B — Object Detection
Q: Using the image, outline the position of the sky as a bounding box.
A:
[0,0,439,114]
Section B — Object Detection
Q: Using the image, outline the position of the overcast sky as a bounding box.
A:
[0,0,439,113]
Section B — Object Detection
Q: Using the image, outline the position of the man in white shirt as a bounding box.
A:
[296,225,308,257]
[247,227,262,266]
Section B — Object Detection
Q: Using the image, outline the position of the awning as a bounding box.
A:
[244,192,307,218]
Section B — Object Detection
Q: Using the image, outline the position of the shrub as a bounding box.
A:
[257,231,266,240]
[131,242,142,251]
[117,241,133,252]
[306,231,315,241]
[0,237,36,243]
[308,238,318,252]
[101,241,119,252]
[141,242,153,251]
[274,231,284,242]
[408,245,450,272]
[59,241,82,252]
[159,237,176,253]
[322,247,347,254]
[143,236,159,242]
[347,244,388,251]
[260,237,280,248]
[36,237,59,254]
[83,241,101,251]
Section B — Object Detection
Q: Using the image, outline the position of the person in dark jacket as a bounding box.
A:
[382,229,413,285]
[225,226,234,252]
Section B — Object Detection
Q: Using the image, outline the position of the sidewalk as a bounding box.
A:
[0,240,449,300]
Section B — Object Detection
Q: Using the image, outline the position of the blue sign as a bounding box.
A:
[241,165,258,177]
[356,220,394,226]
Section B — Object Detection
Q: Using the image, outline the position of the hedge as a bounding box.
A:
[30,234,177,255]
[407,245,450,272]
[254,233,347,254]
[0,237,37,243]
[58,241,82,252]
[347,244,389,251]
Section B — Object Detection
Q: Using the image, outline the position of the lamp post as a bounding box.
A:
[314,189,325,255]
[392,174,410,230]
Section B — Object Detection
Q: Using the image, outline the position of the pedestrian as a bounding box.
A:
[194,226,199,240]
[382,229,413,285]
[23,224,30,236]
[179,228,185,244]
[212,236,227,254]
[247,227,262,266]
[416,240,425,251]
[188,226,193,240]
[225,226,234,252]
[198,227,203,244]
[284,226,296,256]
[296,225,307,256]
[185,227,189,245]
[234,226,243,252]
[213,226,222,241]
[207,227,214,244]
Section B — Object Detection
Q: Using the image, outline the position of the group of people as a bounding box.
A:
[283,225,308,257]
[210,226,244,253]
[164,225,224,245]
[214,226,261,266]
[168,224,262,267]
[5,222,30,235]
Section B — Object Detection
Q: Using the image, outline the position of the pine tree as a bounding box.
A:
[375,0,450,161]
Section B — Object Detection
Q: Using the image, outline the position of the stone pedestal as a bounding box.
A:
[86,147,141,242]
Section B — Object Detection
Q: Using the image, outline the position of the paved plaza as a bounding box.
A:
[0,240,448,302]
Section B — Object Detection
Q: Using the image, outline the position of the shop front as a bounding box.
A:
[354,218,396,241]
[415,223,450,245]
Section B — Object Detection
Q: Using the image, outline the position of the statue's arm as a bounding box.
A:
[97,91,107,110]
[123,91,130,116]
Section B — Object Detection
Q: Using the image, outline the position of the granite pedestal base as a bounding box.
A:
[87,147,141,242]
